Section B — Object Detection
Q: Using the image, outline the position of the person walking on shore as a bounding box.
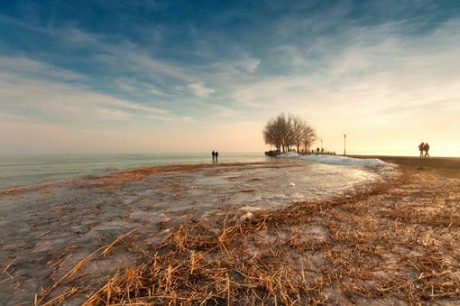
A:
[212,150,216,161]
[424,143,430,157]
[418,142,425,157]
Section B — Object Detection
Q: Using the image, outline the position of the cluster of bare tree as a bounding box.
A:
[263,113,317,153]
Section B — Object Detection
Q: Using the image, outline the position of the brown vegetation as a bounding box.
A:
[35,165,460,305]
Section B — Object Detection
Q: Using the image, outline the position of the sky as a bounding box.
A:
[1,0,460,156]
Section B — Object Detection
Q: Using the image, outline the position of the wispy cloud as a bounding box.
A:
[0,67,170,127]
[187,82,215,97]
[1,1,459,153]
[0,56,84,81]
[212,55,261,75]
[148,84,165,96]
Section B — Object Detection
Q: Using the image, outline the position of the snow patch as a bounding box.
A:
[277,152,389,167]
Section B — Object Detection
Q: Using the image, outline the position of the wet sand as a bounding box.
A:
[1,157,459,305]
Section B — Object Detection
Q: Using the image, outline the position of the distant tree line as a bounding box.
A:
[263,113,317,153]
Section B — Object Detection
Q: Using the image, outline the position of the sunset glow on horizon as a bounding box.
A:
[1,1,460,157]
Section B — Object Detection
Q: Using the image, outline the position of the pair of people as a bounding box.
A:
[211,150,219,161]
[418,142,430,157]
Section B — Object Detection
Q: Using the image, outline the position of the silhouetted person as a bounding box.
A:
[215,151,219,162]
[418,142,425,157]
[316,147,320,155]
[423,143,430,157]
[212,150,216,161]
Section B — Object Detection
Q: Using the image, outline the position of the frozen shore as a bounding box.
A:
[77,161,460,305]
[0,160,386,305]
[5,157,459,305]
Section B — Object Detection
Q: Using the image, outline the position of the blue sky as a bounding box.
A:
[1,0,460,155]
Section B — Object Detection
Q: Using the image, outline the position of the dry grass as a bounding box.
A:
[78,163,267,190]
[0,163,270,194]
[36,166,460,305]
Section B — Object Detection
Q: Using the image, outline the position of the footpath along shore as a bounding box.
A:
[1,157,460,305]
[349,154,460,169]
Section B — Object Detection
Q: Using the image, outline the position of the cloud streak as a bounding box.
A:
[188,82,215,97]
[0,67,170,127]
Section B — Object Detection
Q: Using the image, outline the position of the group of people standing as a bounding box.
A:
[418,142,430,157]
[212,150,219,162]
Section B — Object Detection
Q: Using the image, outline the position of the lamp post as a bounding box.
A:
[344,134,347,156]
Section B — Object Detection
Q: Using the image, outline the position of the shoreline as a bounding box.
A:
[0,153,270,191]
[1,161,380,305]
[1,158,459,305]
[2,154,459,192]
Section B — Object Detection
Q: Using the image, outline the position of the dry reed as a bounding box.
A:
[35,166,460,305]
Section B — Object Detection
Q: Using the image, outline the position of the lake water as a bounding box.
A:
[0,152,271,189]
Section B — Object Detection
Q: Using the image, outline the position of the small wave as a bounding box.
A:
[277,152,389,167]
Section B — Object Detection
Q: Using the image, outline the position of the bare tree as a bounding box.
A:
[301,124,317,153]
[276,113,292,153]
[263,119,281,152]
[291,115,306,153]
[263,114,289,153]
[263,113,317,153]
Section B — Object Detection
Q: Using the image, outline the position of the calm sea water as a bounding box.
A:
[0,152,271,189]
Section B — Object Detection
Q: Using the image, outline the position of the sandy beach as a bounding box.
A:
[1,157,459,305]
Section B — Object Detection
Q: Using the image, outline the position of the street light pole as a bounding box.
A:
[344,134,347,156]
